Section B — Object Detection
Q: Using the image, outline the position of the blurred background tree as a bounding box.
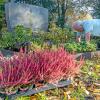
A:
[0,0,8,32]
[93,0,100,18]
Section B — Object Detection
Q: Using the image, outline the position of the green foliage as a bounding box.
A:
[0,25,32,49]
[16,96,30,100]
[0,0,5,4]
[0,6,5,32]
[0,32,15,48]
[71,85,87,100]
[49,22,74,39]
[29,42,42,51]
[81,59,100,81]
[64,40,97,53]
[36,93,47,100]
[0,0,7,32]
[39,31,67,44]
[33,23,74,45]
[30,41,57,52]
[14,25,32,43]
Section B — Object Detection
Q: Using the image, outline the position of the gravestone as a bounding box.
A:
[5,3,48,31]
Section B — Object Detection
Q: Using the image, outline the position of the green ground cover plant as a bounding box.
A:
[64,40,97,53]
[0,25,32,50]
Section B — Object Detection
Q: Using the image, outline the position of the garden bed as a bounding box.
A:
[5,56,99,100]
[0,48,81,100]
[0,49,99,100]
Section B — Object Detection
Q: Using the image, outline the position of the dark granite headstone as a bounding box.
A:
[5,3,48,31]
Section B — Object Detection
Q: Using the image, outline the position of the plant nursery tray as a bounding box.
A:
[0,80,71,100]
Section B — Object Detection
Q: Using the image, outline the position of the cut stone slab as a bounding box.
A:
[5,3,48,31]
[7,80,71,100]
[0,49,14,57]
[75,51,100,60]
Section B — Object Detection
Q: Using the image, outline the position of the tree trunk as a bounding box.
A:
[57,0,67,28]
[60,0,66,28]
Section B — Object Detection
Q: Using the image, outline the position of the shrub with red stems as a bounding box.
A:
[0,48,83,94]
[0,51,40,89]
[35,48,83,83]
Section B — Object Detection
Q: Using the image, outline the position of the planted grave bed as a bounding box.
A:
[0,48,84,100]
[0,26,99,99]
[0,47,99,100]
[0,50,99,100]
[0,0,100,99]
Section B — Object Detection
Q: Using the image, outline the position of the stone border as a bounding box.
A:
[0,49,14,57]
[1,49,100,59]
[75,51,100,59]
[0,80,71,100]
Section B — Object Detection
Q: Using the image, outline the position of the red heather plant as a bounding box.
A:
[12,52,41,84]
[0,47,83,92]
[0,51,40,89]
[34,48,83,83]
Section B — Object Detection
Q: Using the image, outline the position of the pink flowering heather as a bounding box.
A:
[0,51,40,88]
[34,48,83,83]
[0,47,83,89]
